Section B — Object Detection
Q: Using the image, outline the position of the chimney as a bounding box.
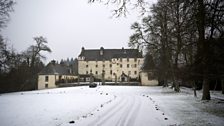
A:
[81,47,85,52]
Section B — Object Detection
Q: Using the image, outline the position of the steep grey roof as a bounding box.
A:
[38,62,73,75]
[78,47,143,61]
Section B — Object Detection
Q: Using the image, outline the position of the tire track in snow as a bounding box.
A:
[125,96,141,126]
[114,96,134,126]
[87,96,128,126]
[96,95,141,126]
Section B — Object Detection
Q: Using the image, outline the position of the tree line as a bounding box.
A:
[90,0,224,100]
[0,0,51,93]
[0,35,51,93]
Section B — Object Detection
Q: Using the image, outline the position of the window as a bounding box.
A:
[120,58,122,62]
[128,71,131,75]
[86,65,88,68]
[127,64,129,68]
[127,58,129,62]
[110,70,112,75]
[110,64,112,68]
[96,64,98,67]
[103,64,105,68]
[134,64,137,68]
[134,71,137,75]
[120,64,122,68]
[45,76,49,82]
[95,71,98,75]
[45,84,48,88]
[86,71,88,74]
[134,58,137,62]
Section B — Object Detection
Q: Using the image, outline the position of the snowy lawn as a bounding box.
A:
[0,86,223,126]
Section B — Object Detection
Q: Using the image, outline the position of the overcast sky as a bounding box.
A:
[2,0,157,63]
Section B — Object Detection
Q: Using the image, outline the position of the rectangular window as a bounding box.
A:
[128,71,131,75]
[134,58,137,62]
[134,71,137,75]
[86,65,88,68]
[127,64,129,68]
[134,64,137,68]
[110,64,112,68]
[45,76,49,82]
[95,71,98,75]
[86,71,88,74]
[110,70,112,75]
[96,64,98,67]
[127,58,129,62]
[103,64,105,68]
[120,58,122,62]
[120,64,122,68]
[45,84,48,88]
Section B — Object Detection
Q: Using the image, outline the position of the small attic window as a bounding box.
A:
[100,47,104,56]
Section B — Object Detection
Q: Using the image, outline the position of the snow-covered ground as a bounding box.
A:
[0,86,223,126]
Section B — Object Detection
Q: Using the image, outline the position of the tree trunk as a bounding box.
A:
[202,77,210,100]
[193,81,197,97]
[222,79,224,94]
[174,80,180,92]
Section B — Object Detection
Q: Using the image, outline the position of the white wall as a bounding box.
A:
[140,72,158,86]
[38,75,57,90]
[78,57,143,81]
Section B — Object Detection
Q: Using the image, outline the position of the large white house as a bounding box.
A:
[78,47,144,83]
[37,47,158,89]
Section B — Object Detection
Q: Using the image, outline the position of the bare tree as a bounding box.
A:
[24,36,52,69]
[88,0,150,17]
[0,0,15,30]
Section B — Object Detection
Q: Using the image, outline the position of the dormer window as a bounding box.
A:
[100,47,104,56]
[100,50,103,55]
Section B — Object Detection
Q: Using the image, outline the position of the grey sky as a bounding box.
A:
[2,0,157,63]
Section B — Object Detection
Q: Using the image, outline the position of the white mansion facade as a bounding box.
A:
[78,47,144,82]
